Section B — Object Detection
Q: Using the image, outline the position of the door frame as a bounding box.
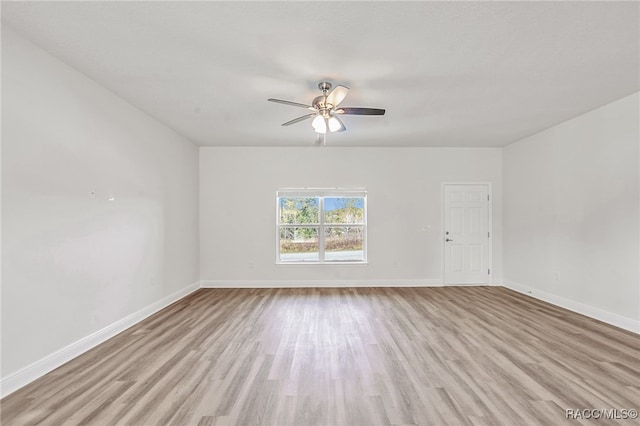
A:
[441,182,493,285]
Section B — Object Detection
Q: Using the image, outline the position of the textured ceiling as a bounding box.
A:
[2,1,639,147]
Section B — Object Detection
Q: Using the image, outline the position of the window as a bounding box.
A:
[277,190,367,264]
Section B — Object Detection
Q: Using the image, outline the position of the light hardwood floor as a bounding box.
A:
[1,287,639,425]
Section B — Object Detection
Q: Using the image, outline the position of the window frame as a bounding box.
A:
[276,189,367,265]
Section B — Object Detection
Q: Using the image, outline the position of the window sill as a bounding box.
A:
[276,261,368,266]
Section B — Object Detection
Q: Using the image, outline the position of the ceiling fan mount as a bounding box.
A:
[268,81,386,145]
[318,81,332,93]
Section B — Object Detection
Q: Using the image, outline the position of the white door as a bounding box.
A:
[443,184,491,284]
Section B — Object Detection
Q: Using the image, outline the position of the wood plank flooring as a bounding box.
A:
[1,287,639,425]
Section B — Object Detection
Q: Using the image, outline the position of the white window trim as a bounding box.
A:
[276,189,368,265]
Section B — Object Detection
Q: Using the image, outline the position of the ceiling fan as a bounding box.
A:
[268,82,385,145]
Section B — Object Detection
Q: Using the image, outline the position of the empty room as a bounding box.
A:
[1,1,638,425]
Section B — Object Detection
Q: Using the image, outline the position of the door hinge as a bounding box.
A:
[487,231,490,238]
[487,194,490,201]
[488,269,490,275]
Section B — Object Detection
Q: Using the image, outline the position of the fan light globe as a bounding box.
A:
[328,116,341,132]
[312,115,327,133]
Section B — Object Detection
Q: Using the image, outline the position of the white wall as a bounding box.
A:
[200,147,502,285]
[1,28,199,384]
[503,92,639,331]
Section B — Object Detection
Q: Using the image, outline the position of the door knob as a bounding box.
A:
[446,238,453,242]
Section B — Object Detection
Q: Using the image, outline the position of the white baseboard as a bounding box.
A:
[200,279,445,288]
[503,280,639,334]
[0,281,200,398]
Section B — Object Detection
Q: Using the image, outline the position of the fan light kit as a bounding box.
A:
[268,82,385,145]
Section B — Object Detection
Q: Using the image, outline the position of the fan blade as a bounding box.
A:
[268,98,315,110]
[335,107,385,115]
[329,115,346,132]
[325,85,349,108]
[315,132,326,146]
[281,113,316,126]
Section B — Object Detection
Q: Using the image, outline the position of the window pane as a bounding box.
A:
[324,197,364,224]
[279,227,319,262]
[325,227,364,261]
[279,197,319,224]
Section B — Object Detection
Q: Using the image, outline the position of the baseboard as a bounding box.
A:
[200,279,445,288]
[503,280,639,334]
[0,281,200,398]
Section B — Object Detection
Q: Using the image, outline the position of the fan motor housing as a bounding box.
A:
[312,96,333,116]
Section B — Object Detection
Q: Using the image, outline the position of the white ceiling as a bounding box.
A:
[2,1,638,147]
